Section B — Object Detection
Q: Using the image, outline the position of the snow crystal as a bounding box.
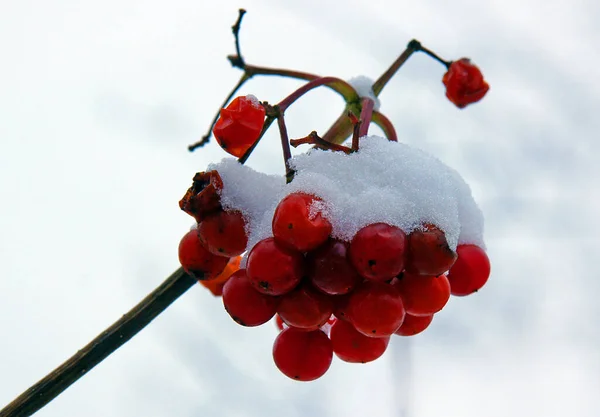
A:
[347,75,381,111]
[245,94,261,109]
[208,135,485,256]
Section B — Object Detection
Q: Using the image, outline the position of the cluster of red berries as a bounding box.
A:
[178,180,491,381]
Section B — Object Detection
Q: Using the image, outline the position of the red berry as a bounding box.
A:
[442,58,489,109]
[394,273,451,316]
[330,319,390,363]
[346,281,405,337]
[246,237,304,295]
[307,239,361,295]
[395,313,434,336]
[272,192,332,252]
[349,223,407,281]
[272,328,333,381]
[332,293,352,322]
[447,244,490,296]
[222,269,279,327]
[213,95,266,157]
[277,284,334,331]
[274,314,286,331]
[198,210,248,257]
[405,224,457,276]
[178,229,230,280]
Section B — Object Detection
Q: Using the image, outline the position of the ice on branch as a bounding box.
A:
[210,136,484,256]
[347,76,381,110]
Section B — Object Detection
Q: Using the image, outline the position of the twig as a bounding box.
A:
[290,131,354,154]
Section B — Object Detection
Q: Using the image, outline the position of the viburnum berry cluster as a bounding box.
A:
[178,10,491,382]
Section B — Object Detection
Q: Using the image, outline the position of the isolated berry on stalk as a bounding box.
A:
[394,272,451,316]
[307,239,361,295]
[246,237,304,295]
[395,313,434,336]
[272,328,333,381]
[272,192,332,252]
[442,58,490,108]
[213,95,266,157]
[277,283,334,331]
[222,269,279,326]
[405,223,457,276]
[447,244,491,296]
[330,319,390,363]
[349,223,407,281]
[178,229,230,280]
[198,210,248,257]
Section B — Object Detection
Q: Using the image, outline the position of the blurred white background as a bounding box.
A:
[1,1,599,416]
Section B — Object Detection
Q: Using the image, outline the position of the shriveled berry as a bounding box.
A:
[213,95,266,157]
[394,313,434,336]
[405,223,457,276]
[178,229,229,280]
[307,239,361,295]
[272,328,333,381]
[349,223,407,281]
[272,192,332,252]
[277,283,334,331]
[179,170,223,222]
[346,281,405,337]
[394,272,450,316]
[442,58,489,109]
[198,210,248,257]
[222,269,279,326]
[447,244,490,296]
[246,237,304,295]
[330,319,390,363]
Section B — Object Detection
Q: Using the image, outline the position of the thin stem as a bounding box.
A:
[348,111,362,151]
[0,268,197,417]
[371,111,398,142]
[275,110,295,183]
[358,97,375,138]
[290,131,354,154]
[417,44,452,69]
[372,40,420,97]
[237,115,276,165]
[278,76,358,112]
[231,9,247,67]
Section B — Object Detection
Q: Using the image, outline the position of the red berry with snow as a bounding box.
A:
[246,237,304,295]
[394,313,434,336]
[213,95,266,157]
[222,269,279,327]
[198,210,248,257]
[272,328,333,381]
[178,229,230,280]
[277,283,334,331]
[442,58,490,109]
[447,244,490,296]
[307,239,361,295]
[349,223,407,281]
[394,272,450,316]
[330,319,390,363]
[405,223,457,276]
[346,280,405,337]
[272,192,332,252]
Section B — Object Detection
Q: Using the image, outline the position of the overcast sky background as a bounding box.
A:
[1,1,599,416]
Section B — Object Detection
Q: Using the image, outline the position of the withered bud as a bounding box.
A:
[179,170,224,222]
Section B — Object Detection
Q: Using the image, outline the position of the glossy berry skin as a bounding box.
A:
[213,95,266,157]
[272,193,332,252]
[277,284,334,331]
[274,314,286,331]
[198,210,248,257]
[222,269,279,327]
[307,239,361,295]
[272,328,333,381]
[394,273,451,316]
[442,58,490,109]
[246,237,304,296]
[395,314,434,336]
[178,229,230,281]
[346,281,405,338]
[405,224,457,276]
[330,319,390,363]
[349,223,407,281]
[332,293,351,322]
[200,256,242,296]
[447,244,491,296]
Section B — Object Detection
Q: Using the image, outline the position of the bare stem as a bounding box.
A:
[0,268,197,417]
[290,131,354,154]
[372,40,421,97]
[275,110,295,183]
[237,114,276,165]
[278,76,358,112]
[358,97,375,138]
[371,111,398,142]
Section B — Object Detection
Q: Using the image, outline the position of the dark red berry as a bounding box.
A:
[405,223,457,276]
[179,170,224,223]
[222,269,279,327]
[346,281,405,337]
[330,319,390,363]
[272,192,332,252]
[272,328,333,381]
[393,272,450,316]
[447,244,490,296]
[198,210,248,257]
[394,313,434,336]
[307,239,361,295]
[213,95,266,157]
[178,229,229,280]
[349,223,407,281]
[277,284,334,331]
[442,58,489,109]
[246,237,304,295]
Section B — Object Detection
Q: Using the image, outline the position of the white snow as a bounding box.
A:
[347,75,381,111]
[245,94,262,109]
[209,135,485,256]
